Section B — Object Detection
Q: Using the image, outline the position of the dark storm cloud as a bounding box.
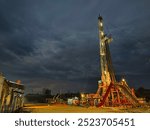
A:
[0,0,150,94]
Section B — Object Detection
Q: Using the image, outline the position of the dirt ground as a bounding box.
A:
[21,103,150,113]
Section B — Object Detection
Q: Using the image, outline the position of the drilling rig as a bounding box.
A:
[83,16,140,107]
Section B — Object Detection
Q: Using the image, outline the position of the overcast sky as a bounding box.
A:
[0,0,150,94]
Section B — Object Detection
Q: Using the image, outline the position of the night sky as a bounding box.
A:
[0,0,150,94]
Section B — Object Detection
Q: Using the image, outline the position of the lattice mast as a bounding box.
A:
[96,16,139,107]
[97,16,116,95]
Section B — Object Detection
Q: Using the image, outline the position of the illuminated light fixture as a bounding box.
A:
[122,78,125,82]
[81,93,85,98]
[98,80,102,84]
[100,22,103,26]
[101,32,104,36]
